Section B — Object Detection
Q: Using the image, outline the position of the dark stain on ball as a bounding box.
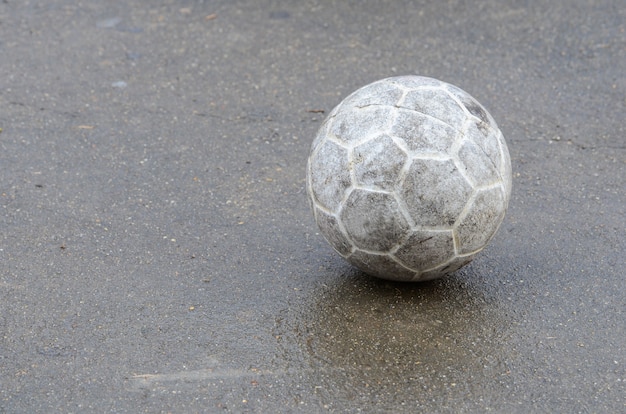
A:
[464,102,490,125]
[417,236,434,244]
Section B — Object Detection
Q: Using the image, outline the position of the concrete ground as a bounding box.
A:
[0,0,624,412]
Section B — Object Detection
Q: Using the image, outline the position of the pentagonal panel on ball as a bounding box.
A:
[339,189,410,252]
[394,229,455,272]
[457,137,500,188]
[329,106,396,145]
[401,88,467,129]
[391,109,459,155]
[401,158,473,227]
[444,84,498,128]
[310,117,332,151]
[352,134,408,191]
[348,250,418,281]
[308,140,351,213]
[314,207,353,257]
[455,186,506,254]
[464,121,502,174]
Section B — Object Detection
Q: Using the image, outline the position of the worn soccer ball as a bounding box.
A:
[306,76,512,282]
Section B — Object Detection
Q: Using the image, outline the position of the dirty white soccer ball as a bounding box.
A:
[306,76,512,282]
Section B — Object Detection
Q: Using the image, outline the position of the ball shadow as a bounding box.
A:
[297,267,514,408]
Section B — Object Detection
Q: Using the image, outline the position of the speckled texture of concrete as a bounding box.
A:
[1,1,624,412]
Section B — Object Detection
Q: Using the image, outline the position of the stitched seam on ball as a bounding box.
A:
[352,103,463,134]
[450,125,476,190]
[453,189,478,231]
[443,89,508,186]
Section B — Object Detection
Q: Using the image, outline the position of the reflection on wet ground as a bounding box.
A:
[285,269,516,410]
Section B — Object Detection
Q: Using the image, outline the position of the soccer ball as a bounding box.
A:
[306,76,512,282]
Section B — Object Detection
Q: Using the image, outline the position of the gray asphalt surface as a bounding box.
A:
[1,1,624,413]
